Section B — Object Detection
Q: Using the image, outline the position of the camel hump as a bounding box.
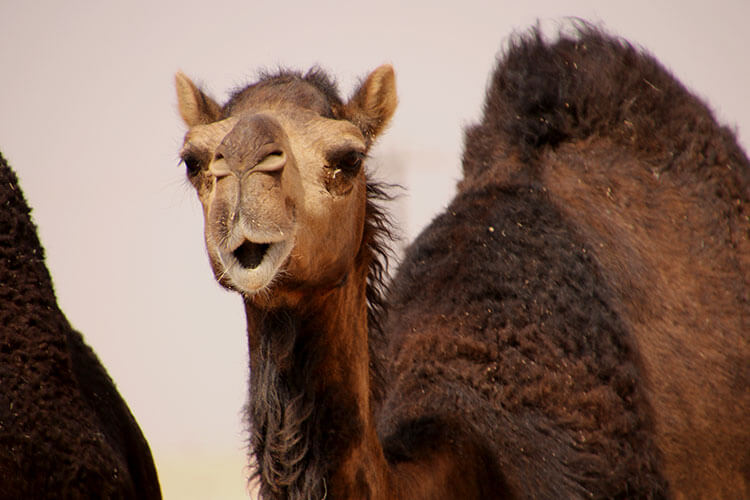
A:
[464,25,746,179]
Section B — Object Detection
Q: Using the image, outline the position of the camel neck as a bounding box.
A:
[243,268,388,500]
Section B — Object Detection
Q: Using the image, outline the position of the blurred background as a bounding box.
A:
[1,1,748,498]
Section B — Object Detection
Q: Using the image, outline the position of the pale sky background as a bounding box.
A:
[1,1,748,498]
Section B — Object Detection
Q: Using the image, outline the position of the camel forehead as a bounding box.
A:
[270,108,365,149]
[181,117,239,155]
[185,113,364,165]
[225,78,362,146]
[183,73,365,155]
[185,117,238,142]
[183,110,364,154]
[225,77,339,118]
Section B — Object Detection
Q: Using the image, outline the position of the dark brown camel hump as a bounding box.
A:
[0,152,161,498]
[463,25,747,180]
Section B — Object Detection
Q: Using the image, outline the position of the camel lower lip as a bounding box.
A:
[217,236,294,294]
[233,241,270,269]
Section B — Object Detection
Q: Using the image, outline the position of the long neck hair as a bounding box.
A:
[247,178,394,500]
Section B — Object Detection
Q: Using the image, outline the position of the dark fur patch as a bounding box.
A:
[247,310,321,500]
[382,183,667,497]
[382,416,509,497]
[362,181,396,405]
[0,152,161,498]
[247,308,367,500]
[382,416,446,464]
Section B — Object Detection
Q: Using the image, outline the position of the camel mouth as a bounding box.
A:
[233,241,270,269]
[217,236,294,295]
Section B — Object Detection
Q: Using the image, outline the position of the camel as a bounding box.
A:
[175,26,749,499]
[0,152,161,498]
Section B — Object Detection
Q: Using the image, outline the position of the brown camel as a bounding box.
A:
[0,152,161,498]
[176,26,749,499]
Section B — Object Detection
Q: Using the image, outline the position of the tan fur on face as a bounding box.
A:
[176,67,397,304]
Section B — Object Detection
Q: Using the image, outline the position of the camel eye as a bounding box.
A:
[333,150,364,174]
[182,153,202,177]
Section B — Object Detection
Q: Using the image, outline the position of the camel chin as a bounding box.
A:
[217,237,293,295]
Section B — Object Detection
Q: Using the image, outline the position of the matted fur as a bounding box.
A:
[0,153,161,498]
[381,183,666,497]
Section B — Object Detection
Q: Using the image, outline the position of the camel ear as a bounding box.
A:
[175,71,222,127]
[345,64,398,143]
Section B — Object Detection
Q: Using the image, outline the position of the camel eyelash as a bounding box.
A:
[326,149,367,173]
[180,150,205,177]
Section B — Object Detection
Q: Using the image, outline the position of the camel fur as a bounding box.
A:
[0,152,161,499]
[176,25,749,499]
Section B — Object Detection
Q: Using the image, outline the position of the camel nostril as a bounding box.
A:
[214,152,224,161]
[209,156,232,177]
[253,150,287,173]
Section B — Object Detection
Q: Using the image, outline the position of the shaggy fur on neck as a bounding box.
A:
[248,309,324,500]
[245,180,394,500]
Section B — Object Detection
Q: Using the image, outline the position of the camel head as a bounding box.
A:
[176,66,397,307]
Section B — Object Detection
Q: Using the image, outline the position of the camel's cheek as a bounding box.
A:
[287,177,367,287]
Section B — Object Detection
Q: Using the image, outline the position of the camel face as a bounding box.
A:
[176,67,396,302]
